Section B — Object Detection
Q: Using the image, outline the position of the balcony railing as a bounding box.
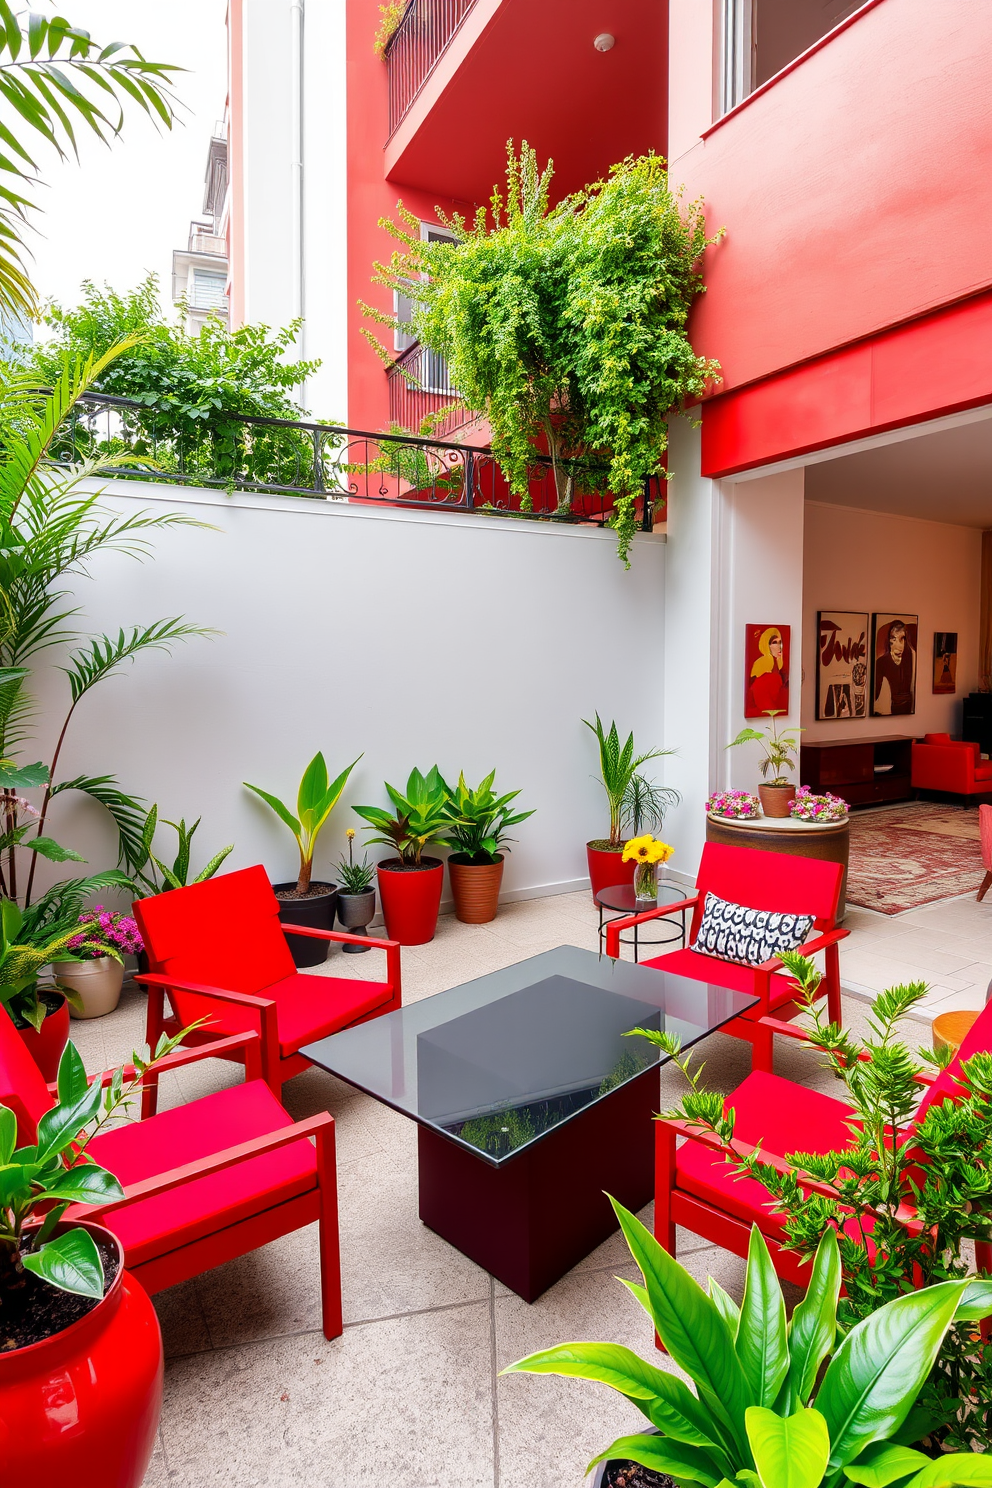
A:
[384,0,477,136]
[64,391,659,532]
[387,341,472,438]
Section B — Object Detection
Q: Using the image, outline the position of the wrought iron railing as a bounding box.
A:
[66,391,659,531]
[384,0,477,135]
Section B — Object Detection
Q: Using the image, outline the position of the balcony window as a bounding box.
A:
[192,269,227,312]
[719,0,868,116]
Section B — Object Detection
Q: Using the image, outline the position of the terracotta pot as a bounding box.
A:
[758,783,796,818]
[53,956,125,1020]
[274,881,338,968]
[14,991,70,1082]
[377,858,443,945]
[0,1222,163,1487]
[448,854,504,923]
[586,841,636,900]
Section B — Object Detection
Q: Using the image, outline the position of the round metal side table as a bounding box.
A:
[595,882,690,963]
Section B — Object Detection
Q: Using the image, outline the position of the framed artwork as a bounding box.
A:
[744,623,790,718]
[816,612,869,721]
[933,632,958,694]
[871,612,918,716]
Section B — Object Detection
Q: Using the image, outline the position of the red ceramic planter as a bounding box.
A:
[586,842,636,900]
[0,1224,163,1488]
[15,992,70,1082]
[377,858,444,945]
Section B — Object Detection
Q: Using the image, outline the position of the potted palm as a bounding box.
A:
[245,751,360,966]
[728,711,802,818]
[354,766,449,945]
[583,715,668,898]
[335,828,376,952]
[441,770,534,923]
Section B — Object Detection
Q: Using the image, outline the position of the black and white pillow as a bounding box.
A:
[692,892,814,968]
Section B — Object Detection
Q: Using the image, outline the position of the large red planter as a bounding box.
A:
[15,992,70,1082]
[0,1223,163,1488]
[377,858,444,945]
[586,842,636,900]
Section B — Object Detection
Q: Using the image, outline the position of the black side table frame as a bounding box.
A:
[596,883,690,963]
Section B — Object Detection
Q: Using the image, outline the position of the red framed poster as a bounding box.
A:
[744,624,790,718]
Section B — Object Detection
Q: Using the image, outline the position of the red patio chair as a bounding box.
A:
[605,842,849,1073]
[0,1010,343,1339]
[133,864,401,1108]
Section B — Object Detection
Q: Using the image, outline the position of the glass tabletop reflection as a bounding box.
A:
[302,946,757,1168]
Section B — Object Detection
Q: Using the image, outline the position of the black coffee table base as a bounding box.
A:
[417,1065,657,1302]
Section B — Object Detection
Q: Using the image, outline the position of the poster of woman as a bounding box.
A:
[744,624,790,718]
[871,613,918,715]
[816,612,868,720]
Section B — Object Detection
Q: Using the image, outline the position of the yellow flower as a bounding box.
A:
[346,827,356,840]
[622,834,674,865]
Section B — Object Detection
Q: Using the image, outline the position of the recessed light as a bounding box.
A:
[594,32,615,51]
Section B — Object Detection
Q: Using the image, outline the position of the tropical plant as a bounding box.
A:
[245,752,360,894]
[0,893,118,1029]
[440,770,534,864]
[583,714,667,849]
[622,770,681,838]
[728,712,802,786]
[337,828,375,895]
[354,766,449,867]
[506,1205,992,1483]
[0,5,179,321]
[364,144,720,563]
[648,954,992,1451]
[125,803,233,897]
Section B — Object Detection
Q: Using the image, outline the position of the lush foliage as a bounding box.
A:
[728,712,802,786]
[652,955,992,1451]
[29,277,327,490]
[245,752,360,894]
[354,766,449,867]
[373,0,406,57]
[337,828,375,895]
[583,714,667,848]
[440,770,534,865]
[706,789,762,820]
[123,803,233,897]
[0,1031,188,1325]
[0,891,120,1028]
[64,906,142,961]
[365,144,719,563]
[506,1205,992,1484]
[790,786,849,823]
[622,770,681,838]
[0,5,178,320]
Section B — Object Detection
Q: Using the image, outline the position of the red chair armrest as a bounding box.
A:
[97,1032,265,1090]
[282,925,398,952]
[757,1014,812,1041]
[135,972,276,1010]
[803,927,850,954]
[605,894,699,958]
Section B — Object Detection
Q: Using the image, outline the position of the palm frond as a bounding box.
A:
[51,773,147,870]
[61,620,213,705]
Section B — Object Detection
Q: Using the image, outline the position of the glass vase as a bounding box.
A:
[633,861,658,903]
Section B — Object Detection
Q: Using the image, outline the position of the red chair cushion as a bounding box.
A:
[168,972,393,1057]
[641,947,799,1014]
[676,1070,858,1233]
[85,1080,316,1253]
[924,733,953,744]
[975,764,992,781]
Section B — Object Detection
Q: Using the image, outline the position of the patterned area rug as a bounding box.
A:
[847,803,985,914]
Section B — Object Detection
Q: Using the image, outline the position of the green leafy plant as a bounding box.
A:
[0,894,119,1029]
[245,752,360,894]
[354,766,449,867]
[440,770,534,865]
[337,829,375,894]
[126,804,233,896]
[373,1,406,57]
[364,144,720,563]
[583,714,667,849]
[505,1206,992,1484]
[622,770,681,838]
[728,712,802,786]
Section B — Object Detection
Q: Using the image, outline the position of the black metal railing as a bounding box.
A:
[65,391,660,531]
[384,0,477,135]
[387,341,473,437]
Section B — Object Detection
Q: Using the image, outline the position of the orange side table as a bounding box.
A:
[932,1009,980,1055]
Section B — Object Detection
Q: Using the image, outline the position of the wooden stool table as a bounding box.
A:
[932,1009,980,1055]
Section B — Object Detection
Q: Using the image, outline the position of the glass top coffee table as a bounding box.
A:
[303,945,756,1301]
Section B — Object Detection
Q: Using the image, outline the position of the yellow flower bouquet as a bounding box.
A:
[621,835,674,901]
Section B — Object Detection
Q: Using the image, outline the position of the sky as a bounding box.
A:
[25,0,228,326]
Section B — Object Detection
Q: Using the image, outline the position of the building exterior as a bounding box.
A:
[225,0,992,873]
[172,127,230,334]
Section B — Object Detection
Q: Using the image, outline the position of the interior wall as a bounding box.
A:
[802,500,982,740]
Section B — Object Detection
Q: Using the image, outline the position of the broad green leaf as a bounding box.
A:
[56,1039,89,1107]
[710,1278,741,1335]
[588,1433,724,1486]
[0,896,23,949]
[41,1161,124,1205]
[35,1076,103,1163]
[21,1226,105,1298]
[244,782,301,839]
[786,1228,841,1408]
[192,843,234,883]
[297,752,329,817]
[905,1457,992,1488]
[27,835,86,862]
[953,1278,992,1322]
[0,758,47,788]
[0,1160,35,1205]
[843,1444,930,1488]
[736,1227,789,1408]
[0,1105,14,1163]
[746,1407,829,1488]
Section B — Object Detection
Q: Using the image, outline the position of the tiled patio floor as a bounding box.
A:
[68,885,989,1487]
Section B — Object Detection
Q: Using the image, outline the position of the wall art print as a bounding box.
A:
[871,612,918,716]
[933,632,958,695]
[744,623,790,718]
[816,611,869,721]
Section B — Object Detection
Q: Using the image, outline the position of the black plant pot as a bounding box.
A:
[273,881,338,967]
[336,889,376,952]
[591,1432,667,1488]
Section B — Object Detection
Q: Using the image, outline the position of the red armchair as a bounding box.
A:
[133,865,401,1108]
[605,842,848,1073]
[911,733,992,800]
[0,1009,343,1339]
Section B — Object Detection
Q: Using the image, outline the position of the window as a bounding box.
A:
[192,269,227,311]
[719,0,869,117]
[393,223,459,354]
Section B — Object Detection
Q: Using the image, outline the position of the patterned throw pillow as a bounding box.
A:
[692,892,814,968]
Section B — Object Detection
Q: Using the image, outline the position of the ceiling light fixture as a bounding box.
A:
[594,32,615,51]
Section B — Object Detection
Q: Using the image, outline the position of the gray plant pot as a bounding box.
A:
[336,888,376,952]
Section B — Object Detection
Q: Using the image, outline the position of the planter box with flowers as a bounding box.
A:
[789,785,849,823]
[52,906,143,1020]
[705,789,762,821]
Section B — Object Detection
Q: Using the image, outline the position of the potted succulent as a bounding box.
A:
[0,1035,185,1484]
[505,1203,992,1488]
[582,715,668,897]
[335,828,376,952]
[440,770,534,924]
[728,711,802,818]
[51,906,143,1019]
[245,751,360,967]
[354,766,449,945]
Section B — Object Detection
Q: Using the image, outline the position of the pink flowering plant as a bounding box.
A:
[705,789,761,820]
[789,785,848,823]
[64,906,143,961]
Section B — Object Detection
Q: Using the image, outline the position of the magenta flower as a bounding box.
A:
[70,906,144,958]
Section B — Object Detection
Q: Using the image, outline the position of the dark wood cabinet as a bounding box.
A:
[800,735,915,807]
[962,693,992,757]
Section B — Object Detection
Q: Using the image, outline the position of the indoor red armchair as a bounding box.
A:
[0,1009,343,1339]
[911,733,992,800]
[605,842,848,1072]
[133,864,401,1106]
